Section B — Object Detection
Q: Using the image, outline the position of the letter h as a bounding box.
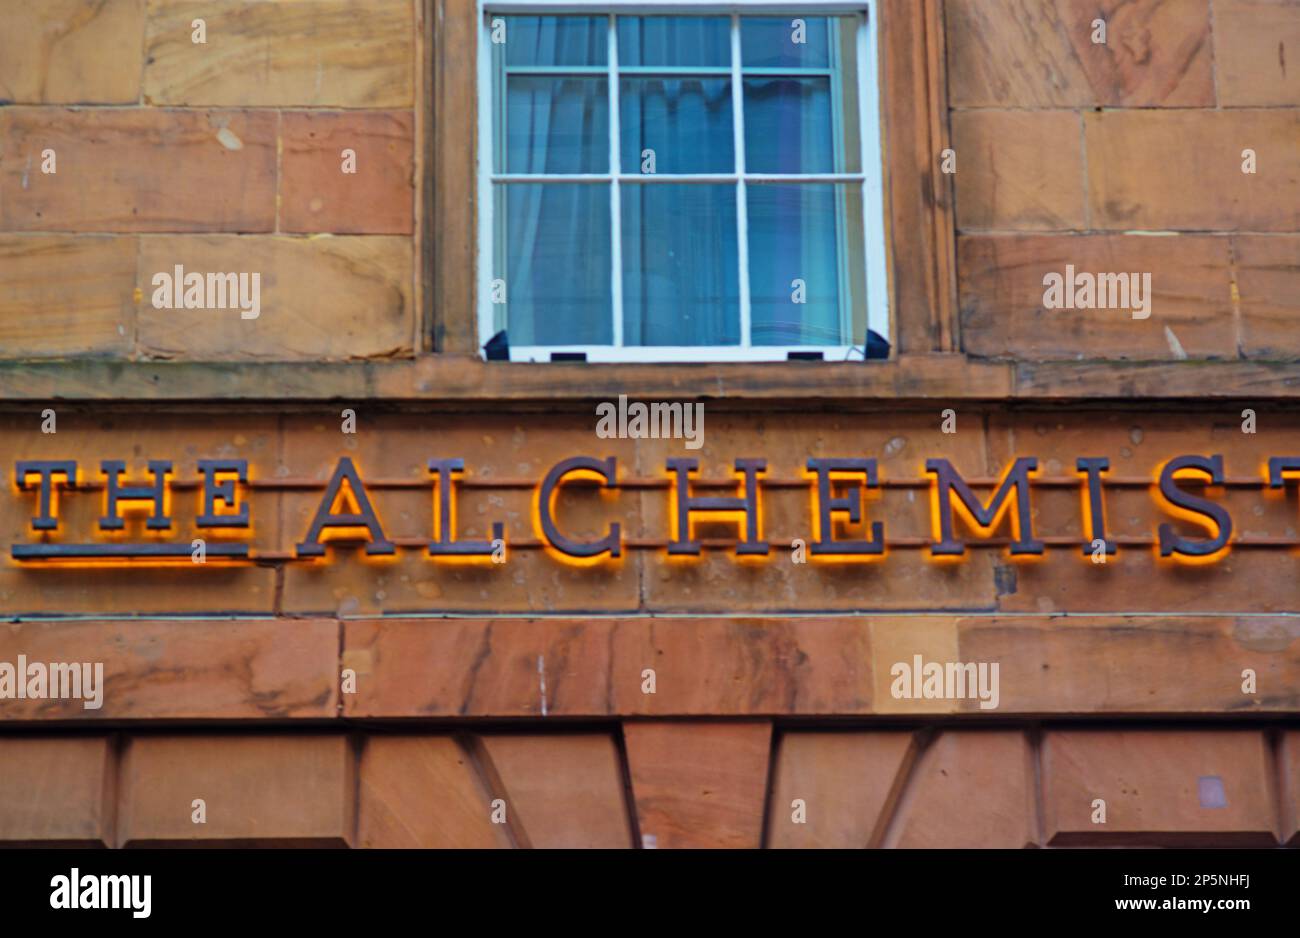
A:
[667,458,768,556]
[100,460,172,530]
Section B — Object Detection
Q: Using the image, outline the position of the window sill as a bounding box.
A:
[1,356,1298,404]
[507,346,865,363]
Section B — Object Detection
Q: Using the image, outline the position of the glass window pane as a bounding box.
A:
[744,76,860,173]
[500,16,607,67]
[622,185,739,346]
[505,77,608,174]
[617,16,730,67]
[496,184,612,345]
[741,16,831,68]
[620,78,733,174]
[746,184,866,347]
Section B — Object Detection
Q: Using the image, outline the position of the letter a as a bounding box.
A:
[1042,272,1064,309]
[296,458,394,557]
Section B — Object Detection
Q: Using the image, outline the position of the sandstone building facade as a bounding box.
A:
[0,0,1297,848]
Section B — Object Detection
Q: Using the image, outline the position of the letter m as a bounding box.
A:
[652,402,682,440]
[101,875,129,908]
[207,272,238,310]
[1098,272,1129,310]
[49,662,81,699]
[926,457,1044,556]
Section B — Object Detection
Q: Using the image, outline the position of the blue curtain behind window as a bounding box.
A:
[617,16,729,67]
[501,15,846,349]
[748,185,842,346]
[619,17,740,346]
[502,17,609,346]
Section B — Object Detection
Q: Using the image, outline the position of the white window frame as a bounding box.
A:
[476,0,889,363]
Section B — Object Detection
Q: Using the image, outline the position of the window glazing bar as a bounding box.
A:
[491,173,868,183]
[730,12,751,348]
[607,13,625,348]
[504,65,836,76]
[487,3,870,13]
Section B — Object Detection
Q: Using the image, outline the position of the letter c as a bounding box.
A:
[536,457,621,559]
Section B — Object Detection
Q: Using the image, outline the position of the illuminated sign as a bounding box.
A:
[9,453,1299,566]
